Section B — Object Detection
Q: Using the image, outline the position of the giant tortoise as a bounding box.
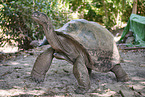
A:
[31,11,129,93]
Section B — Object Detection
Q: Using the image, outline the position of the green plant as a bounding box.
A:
[0,0,144,50]
[0,0,72,50]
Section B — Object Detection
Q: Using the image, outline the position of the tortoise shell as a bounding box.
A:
[56,19,120,72]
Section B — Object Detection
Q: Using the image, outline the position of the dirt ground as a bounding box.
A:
[0,44,145,97]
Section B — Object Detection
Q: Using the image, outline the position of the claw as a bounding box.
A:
[74,86,88,94]
[31,71,45,83]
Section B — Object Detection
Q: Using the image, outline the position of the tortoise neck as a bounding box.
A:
[43,19,54,33]
[42,18,63,51]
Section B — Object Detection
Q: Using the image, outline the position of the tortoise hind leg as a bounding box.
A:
[73,55,91,94]
[111,64,129,82]
[31,47,54,83]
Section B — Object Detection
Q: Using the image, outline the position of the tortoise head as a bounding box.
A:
[32,11,49,25]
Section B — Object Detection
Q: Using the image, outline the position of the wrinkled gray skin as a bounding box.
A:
[31,11,129,94]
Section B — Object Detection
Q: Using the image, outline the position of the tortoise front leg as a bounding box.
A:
[73,55,91,94]
[31,47,54,83]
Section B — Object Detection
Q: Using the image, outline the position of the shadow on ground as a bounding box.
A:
[0,45,145,96]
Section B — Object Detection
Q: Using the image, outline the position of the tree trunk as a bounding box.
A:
[102,0,108,23]
[132,0,137,14]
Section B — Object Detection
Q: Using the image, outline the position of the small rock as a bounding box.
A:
[126,36,134,44]
[140,63,145,67]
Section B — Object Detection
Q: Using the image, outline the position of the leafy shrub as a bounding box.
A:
[0,0,144,50]
[0,0,71,50]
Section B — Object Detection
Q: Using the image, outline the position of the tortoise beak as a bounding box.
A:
[31,15,36,20]
[31,16,39,23]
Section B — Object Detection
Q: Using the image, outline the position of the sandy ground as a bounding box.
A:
[0,45,145,97]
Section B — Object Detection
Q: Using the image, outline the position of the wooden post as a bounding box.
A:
[132,0,138,14]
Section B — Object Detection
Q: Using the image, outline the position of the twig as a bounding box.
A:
[121,47,145,50]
